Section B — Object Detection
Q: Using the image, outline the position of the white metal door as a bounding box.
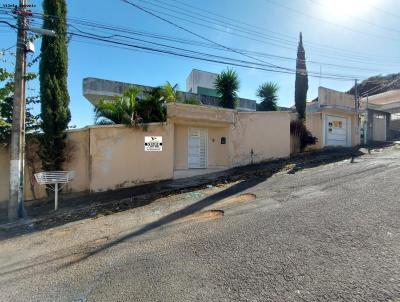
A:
[188,128,208,169]
[326,115,348,146]
[372,113,386,141]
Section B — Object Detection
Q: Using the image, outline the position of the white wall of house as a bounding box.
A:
[186,69,218,94]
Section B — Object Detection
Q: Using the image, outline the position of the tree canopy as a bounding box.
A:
[214,68,240,109]
[0,65,40,144]
[39,0,71,171]
[256,82,279,111]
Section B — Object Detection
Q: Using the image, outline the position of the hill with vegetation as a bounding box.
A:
[347,73,400,96]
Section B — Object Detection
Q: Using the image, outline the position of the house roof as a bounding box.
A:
[83,77,257,112]
[361,90,400,113]
[364,90,400,105]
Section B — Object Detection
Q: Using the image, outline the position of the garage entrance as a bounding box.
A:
[188,128,208,169]
[325,115,350,147]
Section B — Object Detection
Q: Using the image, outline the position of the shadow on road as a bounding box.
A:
[62,148,366,267]
[61,176,267,267]
[0,176,266,278]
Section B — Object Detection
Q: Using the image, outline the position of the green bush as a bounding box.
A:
[182,98,200,105]
[290,120,318,152]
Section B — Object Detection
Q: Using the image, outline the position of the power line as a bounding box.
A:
[8,7,400,67]
[68,26,360,79]
[67,30,359,81]
[59,18,382,73]
[68,24,305,73]
[263,0,400,42]
[169,0,399,60]
[1,6,392,82]
[1,44,16,51]
[116,2,400,67]
[370,3,400,20]
[3,4,400,64]
[0,19,17,29]
[120,0,298,73]
[140,0,298,46]
[119,0,369,80]
[18,10,394,77]
[3,9,397,78]
[307,0,400,35]
[118,0,400,63]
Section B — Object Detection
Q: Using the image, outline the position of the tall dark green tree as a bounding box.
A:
[39,0,71,171]
[214,68,240,109]
[294,32,308,121]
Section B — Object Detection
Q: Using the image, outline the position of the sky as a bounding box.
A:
[1,0,400,128]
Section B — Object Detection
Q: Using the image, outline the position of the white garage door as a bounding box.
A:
[188,128,208,169]
[325,115,349,147]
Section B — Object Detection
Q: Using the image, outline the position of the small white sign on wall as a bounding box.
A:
[145,136,163,151]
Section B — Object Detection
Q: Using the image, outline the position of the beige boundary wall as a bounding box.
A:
[229,112,290,166]
[88,124,174,192]
[0,123,174,205]
[0,106,291,204]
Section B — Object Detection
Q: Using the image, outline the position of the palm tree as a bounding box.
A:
[256,82,279,111]
[94,86,142,126]
[214,68,240,109]
[137,87,166,123]
[163,81,180,103]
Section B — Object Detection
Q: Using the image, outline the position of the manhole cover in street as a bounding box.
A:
[217,193,256,207]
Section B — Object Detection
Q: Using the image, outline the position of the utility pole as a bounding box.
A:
[354,79,359,112]
[354,79,362,146]
[365,94,369,146]
[8,0,28,221]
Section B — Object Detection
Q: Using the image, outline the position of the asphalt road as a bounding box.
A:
[1,147,400,301]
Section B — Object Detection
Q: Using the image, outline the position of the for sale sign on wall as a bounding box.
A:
[145,136,163,151]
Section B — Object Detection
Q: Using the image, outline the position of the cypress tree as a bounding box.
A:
[39,0,71,171]
[295,32,308,121]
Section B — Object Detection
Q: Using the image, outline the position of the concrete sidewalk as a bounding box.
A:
[0,147,369,239]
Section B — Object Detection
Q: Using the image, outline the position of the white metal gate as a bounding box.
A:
[372,113,387,141]
[188,128,208,169]
[325,115,349,147]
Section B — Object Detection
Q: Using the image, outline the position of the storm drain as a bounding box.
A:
[178,210,224,223]
[217,193,256,207]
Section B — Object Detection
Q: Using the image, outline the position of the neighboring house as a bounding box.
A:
[304,87,360,149]
[360,90,400,142]
[83,71,256,112]
[186,69,219,97]
[186,69,257,111]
